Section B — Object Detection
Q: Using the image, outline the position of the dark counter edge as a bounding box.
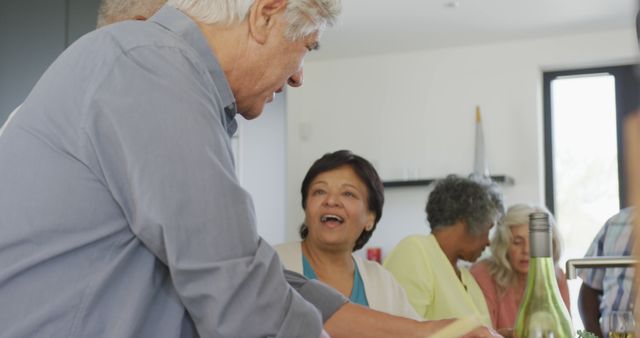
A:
[383,175,515,188]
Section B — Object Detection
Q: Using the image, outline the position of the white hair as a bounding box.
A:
[483,203,564,293]
[97,0,168,28]
[166,0,341,40]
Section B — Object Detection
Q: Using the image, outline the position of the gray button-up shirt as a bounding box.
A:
[0,6,324,338]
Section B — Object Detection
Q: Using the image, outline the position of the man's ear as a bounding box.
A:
[248,0,287,44]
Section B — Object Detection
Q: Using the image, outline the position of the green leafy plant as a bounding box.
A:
[576,329,598,338]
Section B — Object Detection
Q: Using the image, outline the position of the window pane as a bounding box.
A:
[551,73,620,330]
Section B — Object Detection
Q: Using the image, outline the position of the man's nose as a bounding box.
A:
[288,68,304,88]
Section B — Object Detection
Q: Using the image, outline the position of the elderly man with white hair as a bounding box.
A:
[0,0,340,337]
[0,0,504,337]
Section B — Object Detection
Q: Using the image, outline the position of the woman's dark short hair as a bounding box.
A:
[299,150,384,251]
[426,175,504,235]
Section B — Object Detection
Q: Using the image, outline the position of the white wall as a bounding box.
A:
[285,28,638,259]
[238,93,287,246]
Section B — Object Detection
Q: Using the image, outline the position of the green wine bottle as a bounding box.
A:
[514,212,574,338]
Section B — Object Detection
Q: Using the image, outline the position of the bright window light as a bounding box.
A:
[550,73,620,330]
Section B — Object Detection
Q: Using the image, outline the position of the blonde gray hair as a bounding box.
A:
[485,203,564,293]
[97,0,168,28]
[166,0,341,40]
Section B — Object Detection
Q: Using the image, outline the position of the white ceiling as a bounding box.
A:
[309,0,638,61]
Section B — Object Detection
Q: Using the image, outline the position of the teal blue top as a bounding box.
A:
[302,255,369,307]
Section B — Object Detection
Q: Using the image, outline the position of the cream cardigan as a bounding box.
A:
[274,241,420,320]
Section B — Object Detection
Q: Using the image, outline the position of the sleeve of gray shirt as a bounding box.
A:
[284,269,348,322]
[83,44,323,337]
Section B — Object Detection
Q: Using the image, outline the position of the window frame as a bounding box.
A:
[543,64,640,214]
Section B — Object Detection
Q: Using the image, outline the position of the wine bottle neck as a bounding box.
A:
[527,257,559,292]
[530,229,552,258]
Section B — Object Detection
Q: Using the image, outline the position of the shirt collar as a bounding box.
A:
[150,5,238,136]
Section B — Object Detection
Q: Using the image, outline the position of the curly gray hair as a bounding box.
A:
[426,175,504,236]
[166,0,341,40]
[485,203,564,292]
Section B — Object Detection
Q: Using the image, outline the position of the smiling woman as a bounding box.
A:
[274,150,420,319]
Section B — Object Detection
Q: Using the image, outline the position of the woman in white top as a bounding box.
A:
[275,150,419,319]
